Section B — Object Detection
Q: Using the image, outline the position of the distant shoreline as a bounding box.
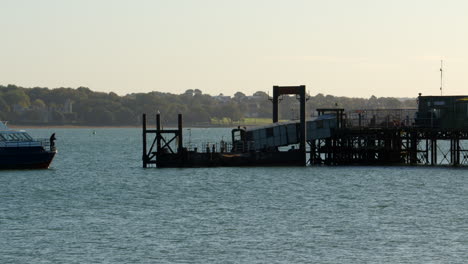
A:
[8,119,292,129]
[10,125,140,129]
[9,124,239,129]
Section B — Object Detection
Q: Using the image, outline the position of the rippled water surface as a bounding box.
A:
[0,128,467,263]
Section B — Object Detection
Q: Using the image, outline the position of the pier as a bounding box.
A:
[142,88,468,168]
[309,127,468,166]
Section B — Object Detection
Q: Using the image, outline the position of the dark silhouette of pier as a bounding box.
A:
[142,87,468,168]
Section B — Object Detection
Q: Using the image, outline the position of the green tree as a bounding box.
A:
[4,89,30,108]
[234,91,246,102]
[0,97,10,112]
[32,99,46,109]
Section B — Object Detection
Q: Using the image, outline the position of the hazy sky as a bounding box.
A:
[1,0,468,97]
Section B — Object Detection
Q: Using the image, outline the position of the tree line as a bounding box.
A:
[0,84,416,126]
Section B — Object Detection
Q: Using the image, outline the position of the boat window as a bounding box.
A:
[0,134,5,141]
[22,133,33,140]
[5,133,33,141]
[16,133,27,141]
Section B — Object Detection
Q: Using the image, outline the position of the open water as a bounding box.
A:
[0,128,466,263]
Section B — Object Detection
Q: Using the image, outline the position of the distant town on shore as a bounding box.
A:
[0,84,416,126]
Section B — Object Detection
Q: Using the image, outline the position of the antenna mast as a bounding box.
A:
[440,60,443,96]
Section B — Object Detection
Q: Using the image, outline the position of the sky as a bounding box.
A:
[1,0,468,97]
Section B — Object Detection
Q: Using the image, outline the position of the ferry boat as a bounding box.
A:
[0,121,56,169]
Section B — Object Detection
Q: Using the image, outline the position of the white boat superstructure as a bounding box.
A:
[0,121,43,147]
[0,121,56,169]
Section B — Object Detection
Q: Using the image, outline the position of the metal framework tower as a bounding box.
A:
[271,85,307,165]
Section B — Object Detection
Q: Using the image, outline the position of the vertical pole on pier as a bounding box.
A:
[156,113,161,153]
[272,86,279,123]
[456,135,460,166]
[410,131,418,165]
[142,114,147,168]
[325,138,332,165]
[431,138,437,165]
[451,133,460,166]
[299,85,306,166]
[450,137,454,166]
[310,140,316,165]
[425,138,429,164]
[178,114,183,153]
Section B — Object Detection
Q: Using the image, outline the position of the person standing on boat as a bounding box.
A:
[50,133,56,151]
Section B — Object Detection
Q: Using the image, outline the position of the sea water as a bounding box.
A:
[0,128,466,263]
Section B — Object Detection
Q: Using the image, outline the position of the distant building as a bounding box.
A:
[247,95,264,101]
[214,94,231,103]
[244,95,267,118]
[245,103,260,118]
[63,99,73,113]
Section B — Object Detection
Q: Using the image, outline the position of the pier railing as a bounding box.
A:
[186,141,260,153]
[345,108,417,128]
